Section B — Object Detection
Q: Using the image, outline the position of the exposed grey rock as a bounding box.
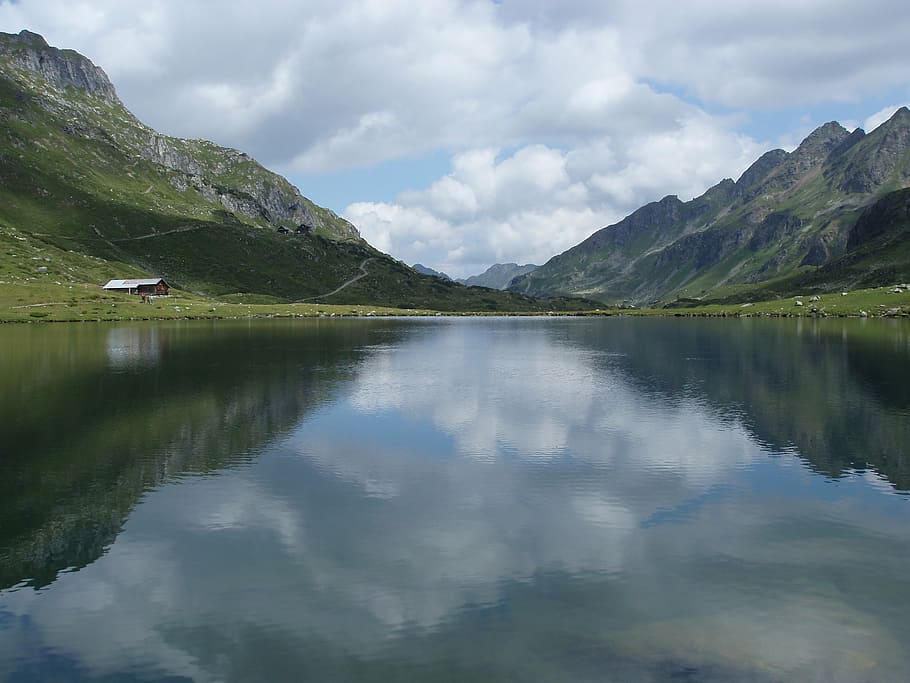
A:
[847,184,910,250]
[748,213,802,252]
[734,149,788,201]
[835,108,910,194]
[799,239,830,267]
[0,30,119,104]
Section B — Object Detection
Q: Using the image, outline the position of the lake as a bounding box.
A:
[1,316,909,682]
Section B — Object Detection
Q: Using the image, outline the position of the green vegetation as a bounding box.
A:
[658,286,909,318]
[2,233,906,325]
[1,198,905,322]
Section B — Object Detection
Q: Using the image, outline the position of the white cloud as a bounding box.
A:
[343,201,452,257]
[6,0,908,168]
[585,0,910,109]
[346,116,761,277]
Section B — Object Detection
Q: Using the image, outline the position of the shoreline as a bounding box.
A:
[3,305,908,324]
[2,283,908,324]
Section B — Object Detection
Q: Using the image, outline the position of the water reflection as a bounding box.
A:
[564,317,910,488]
[105,326,163,370]
[0,319,412,590]
[1,318,908,682]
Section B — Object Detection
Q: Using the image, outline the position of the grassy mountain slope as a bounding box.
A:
[0,30,589,312]
[511,110,910,305]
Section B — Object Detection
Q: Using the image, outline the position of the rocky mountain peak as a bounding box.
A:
[0,29,119,105]
[734,149,788,200]
[829,107,910,194]
[737,122,852,198]
[792,121,851,163]
[887,106,910,124]
[15,30,48,47]
[875,106,910,144]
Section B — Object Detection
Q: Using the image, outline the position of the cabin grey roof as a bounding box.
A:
[103,278,166,289]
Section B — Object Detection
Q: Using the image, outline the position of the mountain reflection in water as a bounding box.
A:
[1,317,908,683]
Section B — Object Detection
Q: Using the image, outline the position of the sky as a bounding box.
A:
[2,0,909,278]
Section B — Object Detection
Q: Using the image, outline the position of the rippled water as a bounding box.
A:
[1,317,909,682]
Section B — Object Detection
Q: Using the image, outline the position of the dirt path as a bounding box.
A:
[111,225,201,242]
[297,257,376,302]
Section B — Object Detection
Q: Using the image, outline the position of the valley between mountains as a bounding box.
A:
[2,29,909,319]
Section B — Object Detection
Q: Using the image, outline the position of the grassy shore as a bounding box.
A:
[2,278,908,323]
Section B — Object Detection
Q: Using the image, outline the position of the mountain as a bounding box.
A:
[510,110,910,304]
[412,263,452,280]
[461,263,539,290]
[0,30,589,312]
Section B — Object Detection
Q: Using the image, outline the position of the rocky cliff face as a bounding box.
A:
[829,108,910,195]
[138,135,360,239]
[846,186,910,250]
[512,108,910,304]
[733,149,788,201]
[0,30,360,241]
[0,30,119,104]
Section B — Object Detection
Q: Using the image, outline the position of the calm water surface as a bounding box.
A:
[1,317,909,682]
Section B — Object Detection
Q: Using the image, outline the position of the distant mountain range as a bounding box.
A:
[0,30,589,312]
[510,110,910,304]
[411,262,540,290]
[412,263,452,280]
[461,263,539,290]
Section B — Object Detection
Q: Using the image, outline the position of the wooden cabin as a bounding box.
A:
[102,278,170,296]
